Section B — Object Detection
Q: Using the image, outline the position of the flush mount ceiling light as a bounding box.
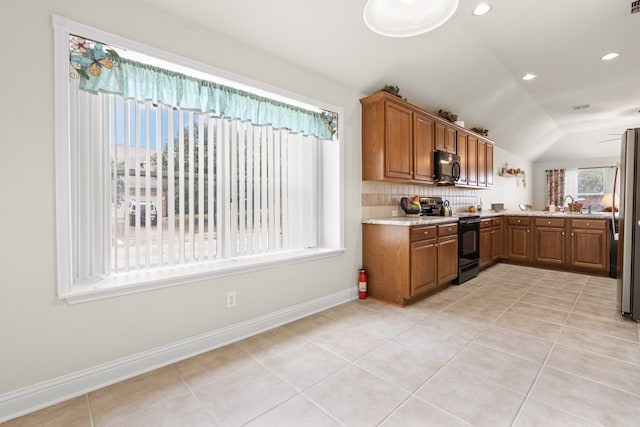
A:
[522,73,537,81]
[363,0,460,37]
[601,52,619,61]
[472,3,492,16]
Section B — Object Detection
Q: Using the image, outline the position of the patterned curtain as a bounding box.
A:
[546,169,565,206]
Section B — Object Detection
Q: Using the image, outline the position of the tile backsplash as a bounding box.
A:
[362,181,479,219]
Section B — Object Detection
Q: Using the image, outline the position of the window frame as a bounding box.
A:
[53,15,345,303]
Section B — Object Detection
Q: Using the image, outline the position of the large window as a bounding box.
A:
[564,166,616,211]
[53,16,343,302]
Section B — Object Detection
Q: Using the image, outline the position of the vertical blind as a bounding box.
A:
[70,81,318,285]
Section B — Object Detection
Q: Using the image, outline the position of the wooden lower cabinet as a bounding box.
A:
[479,219,492,269]
[363,222,458,306]
[437,234,459,283]
[491,217,502,261]
[411,238,438,295]
[480,217,502,269]
[506,217,532,261]
[501,216,610,275]
[534,218,566,265]
[568,219,609,272]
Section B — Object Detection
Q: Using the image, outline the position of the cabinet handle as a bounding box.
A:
[547,220,551,225]
[571,232,574,236]
[586,222,590,226]
[527,229,530,233]
[447,227,452,231]
[424,231,430,235]
[517,219,521,223]
[562,232,565,236]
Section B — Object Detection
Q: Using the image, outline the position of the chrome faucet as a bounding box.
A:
[564,195,574,205]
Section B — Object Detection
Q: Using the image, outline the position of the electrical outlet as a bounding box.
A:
[226,291,237,308]
[391,209,399,217]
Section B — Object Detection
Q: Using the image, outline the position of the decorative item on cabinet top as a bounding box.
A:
[381,84,406,100]
[470,127,489,137]
[437,109,458,122]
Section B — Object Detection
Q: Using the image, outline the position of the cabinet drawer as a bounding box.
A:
[492,217,502,227]
[508,217,531,226]
[535,218,566,228]
[570,219,607,230]
[480,219,492,229]
[411,226,437,241]
[438,223,458,237]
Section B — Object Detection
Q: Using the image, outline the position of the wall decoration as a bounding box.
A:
[69,35,120,80]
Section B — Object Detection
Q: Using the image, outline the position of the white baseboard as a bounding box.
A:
[0,287,356,423]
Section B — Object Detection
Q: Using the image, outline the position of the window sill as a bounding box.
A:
[60,248,345,304]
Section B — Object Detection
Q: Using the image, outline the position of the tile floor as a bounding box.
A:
[5,264,640,426]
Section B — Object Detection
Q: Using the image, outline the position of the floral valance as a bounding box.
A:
[71,39,334,140]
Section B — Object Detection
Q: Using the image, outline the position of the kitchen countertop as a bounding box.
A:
[362,210,612,226]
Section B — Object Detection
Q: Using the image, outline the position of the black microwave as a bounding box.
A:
[434,150,461,184]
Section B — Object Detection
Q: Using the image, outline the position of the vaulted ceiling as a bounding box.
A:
[141,0,640,161]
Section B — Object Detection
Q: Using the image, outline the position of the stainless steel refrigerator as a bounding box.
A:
[618,128,640,320]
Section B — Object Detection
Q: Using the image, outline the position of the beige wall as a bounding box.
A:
[0,0,363,395]
[484,146,534,210]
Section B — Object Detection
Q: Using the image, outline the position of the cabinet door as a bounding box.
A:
[434,121,446,152]
[411,239,438,295]
[413,112,434,183]
[507,225,532,261]
[457,132,468,185]
[534,227,566,264]
[467,135,478,186]
[478,140,487,187]
[384,100,413,180]
[569,228,608,271]
[445,127,457,153]
[491,226,502,261]
[486,143,494,187]
[437,235,459,283]
[479,227,492,268]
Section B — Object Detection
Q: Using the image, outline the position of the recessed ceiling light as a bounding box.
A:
[363,0,460,37]
[601,52,619,61]
[472,4,492,16]
[522,73,537,81]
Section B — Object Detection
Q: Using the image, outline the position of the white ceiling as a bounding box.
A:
[140,0,640,162]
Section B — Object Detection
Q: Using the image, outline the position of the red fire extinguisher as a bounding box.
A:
[358,269,367,299]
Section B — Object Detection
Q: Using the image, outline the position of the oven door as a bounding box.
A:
[455,217,480,284]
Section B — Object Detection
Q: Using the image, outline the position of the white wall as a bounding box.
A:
[0,0,363,398]
[481,146,534,211]
[532,157,619,209]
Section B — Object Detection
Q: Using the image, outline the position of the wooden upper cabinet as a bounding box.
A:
[384,100,414,180]
[434,121,446,152]
[435,121,456,154]
[467,135,478,186]
[360,92,495,186]
[457,132,468,185]
[486,142,494,187]
[413,112,435,183]
[445,127,457,153]
[478,140,487,187]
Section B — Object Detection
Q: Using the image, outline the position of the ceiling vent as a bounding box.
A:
[632,1,640,14]
[573,104,591,111]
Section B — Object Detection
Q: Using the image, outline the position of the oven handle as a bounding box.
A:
[459,218,481,224]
